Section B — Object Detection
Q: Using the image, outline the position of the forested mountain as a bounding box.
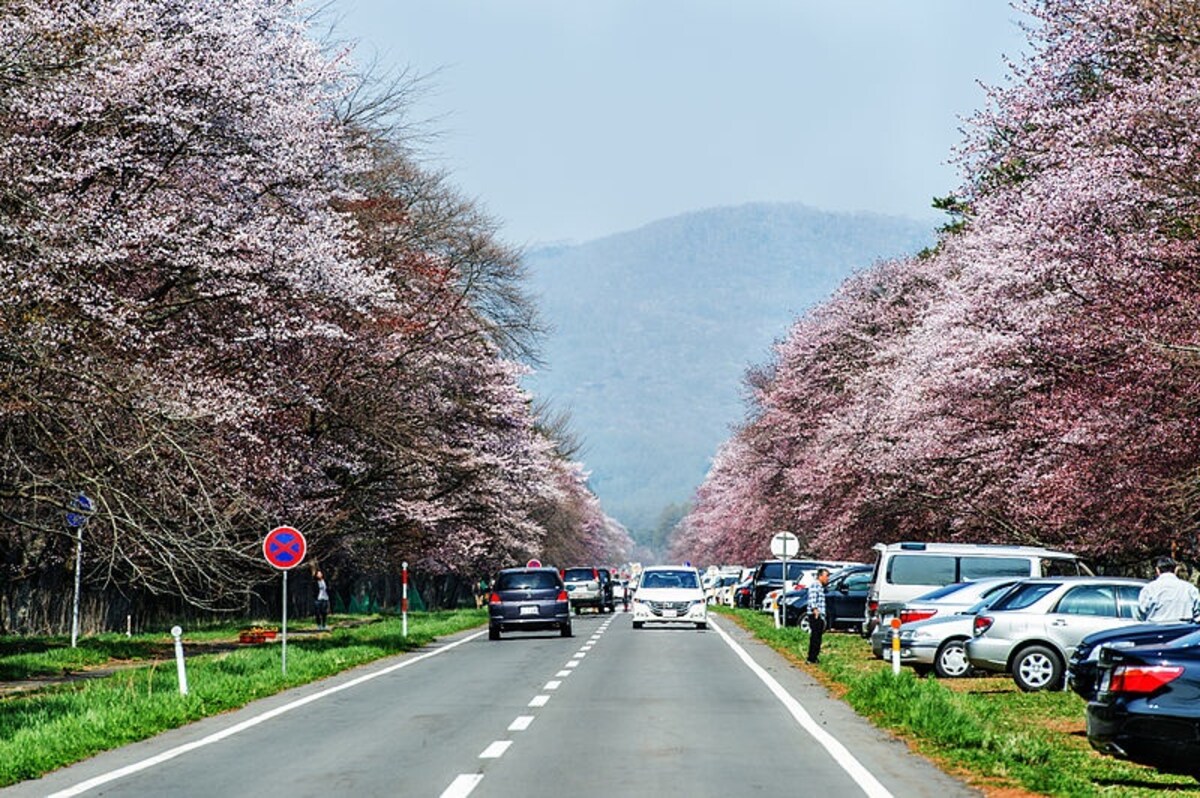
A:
[524,203,934,541]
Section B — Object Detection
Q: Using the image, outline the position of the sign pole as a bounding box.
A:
[262,526,306,678]
[71,524,83,648]
[282,570,288,676]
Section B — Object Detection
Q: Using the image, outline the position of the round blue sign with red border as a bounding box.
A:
[263,526,306,570]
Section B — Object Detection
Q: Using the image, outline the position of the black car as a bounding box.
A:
[781,565,873,631]
[1068,621,1197,700]
[752,559,834,609]
[488,567,572,640]
[1086,629,1200,781]
[732,577,755,608]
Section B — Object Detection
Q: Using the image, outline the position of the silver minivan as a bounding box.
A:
[864,541,1091,635]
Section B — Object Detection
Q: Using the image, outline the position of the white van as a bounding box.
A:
[864,541,1092,635]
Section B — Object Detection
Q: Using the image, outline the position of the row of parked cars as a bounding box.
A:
[758,541,1200,782]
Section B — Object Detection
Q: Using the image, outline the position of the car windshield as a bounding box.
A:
[642,570,700,590]
[988,581,1059,612]
[496,571,560,591]
[911,581,976,602]
[562,568,594,581]
[963,584,1021,615]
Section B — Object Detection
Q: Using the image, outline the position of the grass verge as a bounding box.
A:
[716,606,1200,797]
[0,610,485,786]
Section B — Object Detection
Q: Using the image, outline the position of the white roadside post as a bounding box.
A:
[770,532,800,630]
[65,493,94,649]
[402,561,409,638]
[171,625,189,695]
[263,526,306,677]
[891,617,902,676]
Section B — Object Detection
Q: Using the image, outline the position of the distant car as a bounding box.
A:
[632,566,707,629]
[1086,629,1200,781]
[488,567,572,640]
[562,567,608,614]
[870,578,1024,658]
[1068,621,1198,701]
[782,565,873,632]
[966,576,1147,691]
[732,577,755,608]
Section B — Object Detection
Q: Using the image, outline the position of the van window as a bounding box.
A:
[959,556,1032,580]
[888,554,955,585]
[1040,558,1084,577]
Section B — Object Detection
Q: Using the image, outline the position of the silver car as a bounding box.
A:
[893,582,1022,677]
[965,576,1147,691]
[871,577,1022,659]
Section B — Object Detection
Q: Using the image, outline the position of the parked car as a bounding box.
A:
[751,559,838,609]
[864,541,1091,637]
[708,573,741,605]
[732,576,755,608]
[966,576,1147,691]
[891,582,1023,678]
[1068,621,1198,700]
[781,565,873,631]
[1086,628,1200,781]
[488,566,572,640]
[631,565,708,629]
[869,577,1024,658]
[562,566,609,614]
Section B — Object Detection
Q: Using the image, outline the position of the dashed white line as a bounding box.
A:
[565,660,579,668]
[509,716,534,731]
[479,741,512,759]
[440,774,484,798]
[544,680,562,690]
[529,694,550,707]
[555,670,572,677]
[572,651,587,658]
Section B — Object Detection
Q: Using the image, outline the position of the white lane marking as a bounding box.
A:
[544,680,562,690]
[440,774,484,798]
[565,660,579,668]
[555,670,572,677]
[529,694,550,707]
[509,716,534,731]
[711,619,894,798]
[581,645,593,651]
[572,651,587,658]
[48,631,487,798]
[479,741,512,759]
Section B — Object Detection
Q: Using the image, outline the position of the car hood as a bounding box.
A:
[636,588,704,602]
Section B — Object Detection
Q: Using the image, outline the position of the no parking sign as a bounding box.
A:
[263,526,306,570]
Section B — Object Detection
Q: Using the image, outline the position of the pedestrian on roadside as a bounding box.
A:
[314,570,330,630]
[806,568,830,664]
[1138,556,1200,623]
[474,577,489,609]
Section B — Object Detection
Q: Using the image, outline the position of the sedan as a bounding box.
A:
[893,582,1023,678]
[1068,621,1198,701]
[488,566,572,640]
[782,565,873,631]
[1087,629,1200,781]
[632,566,707,629]
[966,576,1146,691]
[870,577,1022,659]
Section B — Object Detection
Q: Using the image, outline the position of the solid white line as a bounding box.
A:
[710,619,893,798]
[479,741,512,759]
[544,680,562,690]
[529,694,550,707]
[508,716,534,731]
[47,630,487,798]
[440,774,484,798]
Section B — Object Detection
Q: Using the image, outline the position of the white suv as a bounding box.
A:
[632,566,707,630]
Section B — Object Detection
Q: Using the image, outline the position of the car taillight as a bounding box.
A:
[900,609,937,625]
[868,600,879,614]
[557,590,569,602]
[489,592,502,604]
[1110,665,1184,694]
[593,568,599,579]
[973,616,993,635]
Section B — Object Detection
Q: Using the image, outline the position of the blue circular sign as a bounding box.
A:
[66,493,94,528]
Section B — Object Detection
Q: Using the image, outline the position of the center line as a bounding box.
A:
[479,741,512,759]
[565,660,580,668]
[440,774,484,798]
[545,680,562,690]
[555,670,572,677]
[509,716,534,731]
[529,694,550,707]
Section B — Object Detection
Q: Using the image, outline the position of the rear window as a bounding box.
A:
[563,568,595,582]
[888,555,955,586]
[989,582,1059,611]
[959,556,1032,580]
[759,561,820,580]
[496,571,561,591]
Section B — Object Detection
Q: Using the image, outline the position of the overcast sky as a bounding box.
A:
[327,1,1032,247]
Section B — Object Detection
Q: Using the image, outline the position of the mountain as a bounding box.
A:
[523,202,935,541]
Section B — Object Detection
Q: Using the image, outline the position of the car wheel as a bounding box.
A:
[633,621,643,629]
[934,639,972,679]
[1013,644,1063,692]
[695,622,707,630]
[560,623,573,638]
[488,626,500,641]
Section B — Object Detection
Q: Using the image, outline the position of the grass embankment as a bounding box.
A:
[716,606,1200,798]
[0,611,485,787]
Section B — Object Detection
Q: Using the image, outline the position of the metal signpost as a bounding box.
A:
[770,531,800,628]
[263,526,306,675]
[66,493,94,649]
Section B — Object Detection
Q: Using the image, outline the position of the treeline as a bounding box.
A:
[0,0,629,634]
[673,0,1200,569]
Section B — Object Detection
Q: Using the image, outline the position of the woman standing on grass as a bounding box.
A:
[314,571,330,630]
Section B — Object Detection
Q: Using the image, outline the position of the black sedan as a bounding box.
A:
[781,565,873,632]
[1068,621,1197,701]
[488,566,572,640]
[1086,629,1200,780]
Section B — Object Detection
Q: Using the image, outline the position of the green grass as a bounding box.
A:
[716,606,1200,797]
[0,610,486,786]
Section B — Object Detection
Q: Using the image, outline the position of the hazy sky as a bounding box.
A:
[327,1,1032,246]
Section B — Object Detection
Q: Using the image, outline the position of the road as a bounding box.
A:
[3,613,980,798]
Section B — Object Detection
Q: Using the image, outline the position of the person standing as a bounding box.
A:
[314,570,330,630]
[1138,556,1200,622]
[806,568,830,664]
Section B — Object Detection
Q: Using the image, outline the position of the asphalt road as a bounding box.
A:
[3,613,980,798]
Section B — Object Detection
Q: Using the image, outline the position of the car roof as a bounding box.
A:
[498,566,558,574]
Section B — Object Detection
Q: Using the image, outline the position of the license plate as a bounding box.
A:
[520,605,539,616]
[1098,670,1111,695]
[662,609,678,618]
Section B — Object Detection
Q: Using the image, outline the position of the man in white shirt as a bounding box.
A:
[1138,556,1200,623]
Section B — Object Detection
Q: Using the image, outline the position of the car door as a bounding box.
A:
[1047,583,1137,657]
[828,570,871,627]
